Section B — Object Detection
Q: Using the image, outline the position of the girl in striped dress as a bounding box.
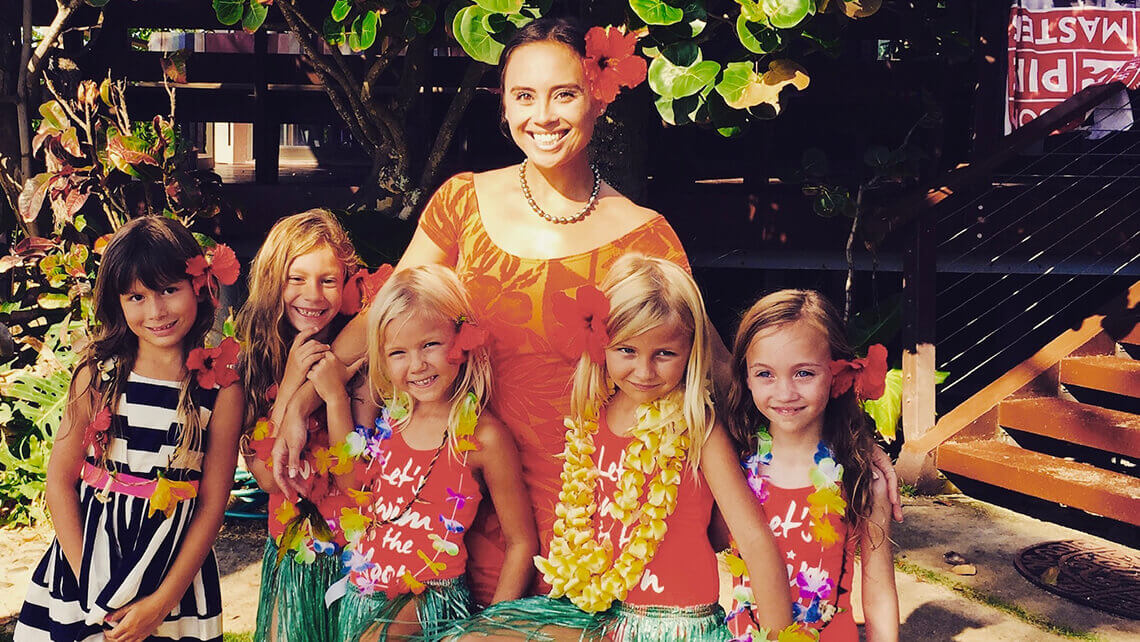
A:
[15,217,245,642]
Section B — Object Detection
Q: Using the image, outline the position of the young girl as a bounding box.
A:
[15,217,244,642]
[457,254,791,641]
[316,264,537,641]
[235,209,379,642]
[723,290,899,641]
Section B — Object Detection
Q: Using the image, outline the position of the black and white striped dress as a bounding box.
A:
[15,372,223,642]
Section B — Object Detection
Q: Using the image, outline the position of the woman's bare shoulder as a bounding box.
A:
[598,185,660,228]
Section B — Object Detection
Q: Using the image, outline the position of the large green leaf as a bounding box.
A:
[761,0,815,29]
[453,5,504,64]
[655,93,704,126]
[648,54,720,100]
[737,14,781,54]
[213,0,244,25]
[323,15,348,45]
[475,0,524,12]
[714,61,753,105]
[348,11,380,51]
[330,0,352,22]
[862,368,949,442]
[38,101,69,132]
[407,4,437,35]
[630,0,685,26]
[242,0,269,33]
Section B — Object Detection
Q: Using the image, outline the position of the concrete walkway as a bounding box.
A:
[3,495,1137,641]
[885,494,1139,641]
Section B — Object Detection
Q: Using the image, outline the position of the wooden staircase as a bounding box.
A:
[899,281,1140,526]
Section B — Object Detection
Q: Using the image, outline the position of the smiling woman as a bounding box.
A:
[271,17,694,607]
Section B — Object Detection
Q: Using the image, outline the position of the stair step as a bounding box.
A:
[1000,398,1140,459]
[1122,324,1140,345]
[937,439,1140,526]
[1060,356,1140,398]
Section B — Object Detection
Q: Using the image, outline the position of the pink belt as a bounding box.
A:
[81,462,199,499]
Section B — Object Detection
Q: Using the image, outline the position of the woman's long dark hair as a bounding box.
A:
[80,216,215,469]
[725,290,879,536]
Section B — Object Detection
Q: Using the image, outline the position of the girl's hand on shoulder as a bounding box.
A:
[308,354,366,405]
[280,326,329,400]
[103,593,169,642]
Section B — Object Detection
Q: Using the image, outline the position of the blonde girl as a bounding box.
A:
[315,264,536,641]
[457,254,791,641]
[235,209,370,642]
[16,216,244,642]
[723,290,899,641]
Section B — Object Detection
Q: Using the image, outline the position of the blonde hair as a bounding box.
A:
[569,254,713,470]
[236,209,359,430]
[365,265,492,453]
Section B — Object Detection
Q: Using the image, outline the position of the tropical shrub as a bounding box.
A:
[0,76,232,526]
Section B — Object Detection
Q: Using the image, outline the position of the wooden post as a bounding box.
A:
[896,216,941,489]
[253,30,278,185]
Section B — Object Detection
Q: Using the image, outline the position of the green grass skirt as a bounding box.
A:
[592,602,731,642]
[452,596,729,641]
[255,538,343,642]
[337,576,472,642]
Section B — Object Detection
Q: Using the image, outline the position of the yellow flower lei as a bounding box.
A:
[534,391,690,613]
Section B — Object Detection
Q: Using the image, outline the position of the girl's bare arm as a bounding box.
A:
[700,424,793,632]
[45,366,96,578]
[860,475,899,642]
[472,416,538,604]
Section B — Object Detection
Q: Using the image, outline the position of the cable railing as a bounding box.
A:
[910,97,1140,412]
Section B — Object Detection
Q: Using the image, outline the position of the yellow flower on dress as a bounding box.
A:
[274,499,299,525]
[148,477,197,518]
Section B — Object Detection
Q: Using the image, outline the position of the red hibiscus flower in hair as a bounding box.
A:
[830,344,889,401]
[552,285,611,364]
[186,336,241,389]
[83,407,113,457]
[447,316,489,364]
[186,244,240,305]
[341,264,394,315]
[583,26,648,104]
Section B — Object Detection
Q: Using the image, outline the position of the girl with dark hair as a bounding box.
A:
[722,290,899,642]
[15,216,245,642]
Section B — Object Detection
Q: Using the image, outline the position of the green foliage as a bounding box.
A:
[0,317,85,527]
[441,0,882,133]
[1,78,234,526]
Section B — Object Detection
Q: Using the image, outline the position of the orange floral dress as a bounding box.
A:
[418,172,690,605]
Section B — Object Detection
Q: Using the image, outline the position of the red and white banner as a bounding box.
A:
[1007,3,1140,133]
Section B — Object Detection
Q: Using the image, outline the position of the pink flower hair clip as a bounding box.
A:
[830,344,889,401]
[447,315,489,364]
[552,285,610,365]
[582,25,648,105]
[185,244,240,305]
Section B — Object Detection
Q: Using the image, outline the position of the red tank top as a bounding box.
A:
[346,430,483,597]
[592,413,718,607]
[726,483,857,640]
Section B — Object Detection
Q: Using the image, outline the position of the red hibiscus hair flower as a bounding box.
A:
[447,316,489,364]
[83,407,113,457]
[341,264,394,315]
[185,244,240,305]
[583,26,648,104]
[830,343,889,401]
[551,285,611,364]
[186,336,241,389]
